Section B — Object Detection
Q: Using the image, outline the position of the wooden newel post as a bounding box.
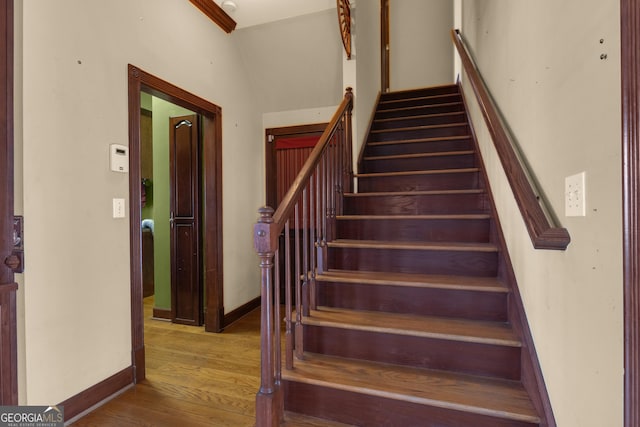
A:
[254,206,283,427]
[344,87,354,194]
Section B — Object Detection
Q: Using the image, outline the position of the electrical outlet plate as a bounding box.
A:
[113,198,126,218]
[565,172,586,217]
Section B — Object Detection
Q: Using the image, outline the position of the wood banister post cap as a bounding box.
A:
[255,207,276,253]
[257,206,274,224]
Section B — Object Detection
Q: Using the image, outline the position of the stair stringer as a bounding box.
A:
[460,82,557,427]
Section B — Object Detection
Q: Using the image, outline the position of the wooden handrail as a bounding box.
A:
[272,88,354,230]
[254,88,354,426]
[451,29,570,250]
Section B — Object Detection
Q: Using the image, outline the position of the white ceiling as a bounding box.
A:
[214,0,335,29]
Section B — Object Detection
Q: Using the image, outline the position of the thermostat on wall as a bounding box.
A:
[110,144,129,173]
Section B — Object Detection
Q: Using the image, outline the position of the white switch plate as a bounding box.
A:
[113,198,126,218]
[565,172,586,217]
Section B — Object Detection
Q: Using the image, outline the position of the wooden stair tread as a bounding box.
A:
[283,411,356,427]
[316,270,508,292]
[283,353,540,424]
[371,122,468,134]
[379,93,461,105]
[345,189,484,197]
[376,101,463,115]
[328,239,498,252]
[367,135,471,146]
[355,168,479,179]
[363,150,474,161]
[374,111,465,123]
[337,214,491,220]
[304,307,519,346]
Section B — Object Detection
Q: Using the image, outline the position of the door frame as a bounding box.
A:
[128,65,224,382]
[0,0,16,405]
[622,0,640,424]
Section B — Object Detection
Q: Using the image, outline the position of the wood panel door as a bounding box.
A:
[169,115,203,326]
[0,0,17,404]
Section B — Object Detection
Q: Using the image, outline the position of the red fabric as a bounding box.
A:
[275,136,320,150]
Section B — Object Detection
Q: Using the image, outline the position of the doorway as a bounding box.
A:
[128,65,224,382]
[265,122,328,209]
[140,95,204,327]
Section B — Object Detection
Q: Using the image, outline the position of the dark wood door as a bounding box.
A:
[169,114,202,326]
[0,0,17,404]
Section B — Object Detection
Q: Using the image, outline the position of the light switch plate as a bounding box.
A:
[113,198,126,218]
[565,172,586,217]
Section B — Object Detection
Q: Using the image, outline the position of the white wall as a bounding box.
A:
[460,1,622,426]
[390,0,453,91]
[18,0,263,405]
[232,9,343,114]
[352,0,381,160]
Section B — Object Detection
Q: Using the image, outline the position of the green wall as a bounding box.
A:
[150,95,195,310]
[141,93,154,222]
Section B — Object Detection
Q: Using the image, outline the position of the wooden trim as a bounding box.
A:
[60,366,133,422]
[622,0,640,425]
[451,29,570,250]
[152,307,172,320]
[223,296,260,328]
[0,0,17,406]
[128,65,225,383]
[0,0,13,284]
[0,283,17,405]
[460,84,556,427]
[188,0,236,33]
[202,112,225,333]
[380,0,390,92]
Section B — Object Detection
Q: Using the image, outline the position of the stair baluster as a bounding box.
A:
[254,88,354,427]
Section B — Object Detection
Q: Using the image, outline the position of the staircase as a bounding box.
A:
[281,85,544,426]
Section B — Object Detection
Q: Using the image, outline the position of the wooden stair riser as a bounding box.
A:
[336,218,490,243]
[379,85,460,101]
[283,382,538,427]
[364,137,473,157]
[378,94,462,110]
[357,170,481,192]
[343,193,488,215]
[375,102,464,120]
[328,247,498,277]
[303,325,521,380]
[368,123,469,143]
[282,84,544,426]
[317,282,508,322]
[361,152,476,173]
[372,112,467,131]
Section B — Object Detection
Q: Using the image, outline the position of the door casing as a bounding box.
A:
[128,65,224,382]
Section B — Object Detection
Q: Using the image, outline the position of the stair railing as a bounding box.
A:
[254,88,354,427]
[452,29,570,250]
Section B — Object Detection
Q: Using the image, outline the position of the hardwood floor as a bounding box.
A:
[71,297,350,426]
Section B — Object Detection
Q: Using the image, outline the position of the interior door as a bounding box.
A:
[0,0,17,404]
[169,114,202,326]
